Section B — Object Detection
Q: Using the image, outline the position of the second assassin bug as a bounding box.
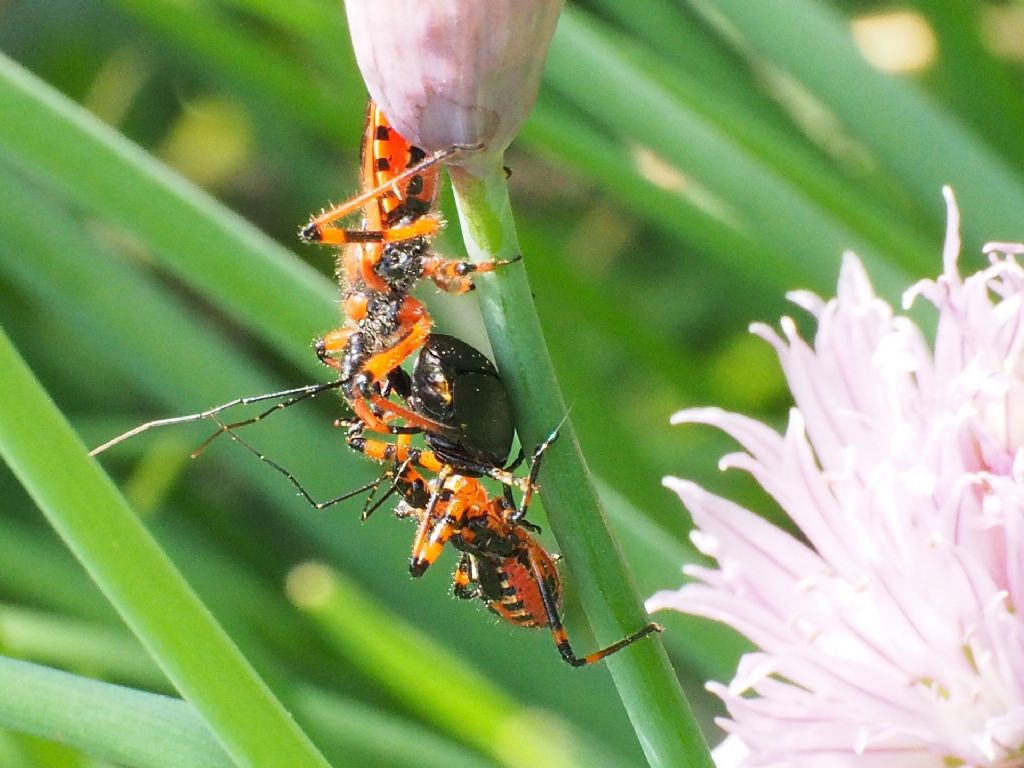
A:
[376,458,662,668]
[445,496,663,668]
[342,335,663,667]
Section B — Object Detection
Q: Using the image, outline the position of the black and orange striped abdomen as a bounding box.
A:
[363,101,439,230]
[477,541,561,629]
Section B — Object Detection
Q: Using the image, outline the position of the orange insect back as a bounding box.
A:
[300,101,443,249]
[364,101,442,234]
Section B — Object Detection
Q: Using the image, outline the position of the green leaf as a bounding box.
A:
[0,328,332,768]
[0,52,336,373]
[695,0,1024,249]
[0,655,232,768]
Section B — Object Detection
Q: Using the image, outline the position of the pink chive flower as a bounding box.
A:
[343,0,561,170]
[648,188,1024,767]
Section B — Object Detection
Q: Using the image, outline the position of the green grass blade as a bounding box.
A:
[0,520,115,625]
[0,655,232,768]
[0,604,509,768]
[104,0,355,143]
[0,330,332,768]
[907,0,1024,165]
[545,9,914,300]
[698,0,1024,248]
[292,685,496,768]
[0,603,166,690]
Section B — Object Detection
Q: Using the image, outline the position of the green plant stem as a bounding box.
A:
[449,160,714,768]
[0,655,231,768]
[0,603,166,690]
[0,329,332,768]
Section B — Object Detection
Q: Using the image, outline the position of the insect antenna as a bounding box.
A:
[190,384,350,459]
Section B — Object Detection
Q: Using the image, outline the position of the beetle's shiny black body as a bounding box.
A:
[409,334,516,474]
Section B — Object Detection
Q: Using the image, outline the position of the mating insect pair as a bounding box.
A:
[93,100,661,667]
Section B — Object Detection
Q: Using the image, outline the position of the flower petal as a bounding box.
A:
[657,192,1024,766]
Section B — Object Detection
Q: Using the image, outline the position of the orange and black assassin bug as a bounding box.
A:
[392,463,662,668]
[382,440,662,668]
[374,335,663,665]
[299,100,518,437]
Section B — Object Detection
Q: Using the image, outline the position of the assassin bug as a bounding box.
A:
[302,100,518,436]
[94,107,514,455]
[376,458,663,667]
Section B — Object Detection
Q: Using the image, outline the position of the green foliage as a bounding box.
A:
[0,1,1022,766]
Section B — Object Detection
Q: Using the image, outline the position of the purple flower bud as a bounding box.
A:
[343,0,562,170]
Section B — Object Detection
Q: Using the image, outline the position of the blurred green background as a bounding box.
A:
[2,0,1024,766]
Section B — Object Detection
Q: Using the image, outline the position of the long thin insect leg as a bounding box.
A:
[525,546,662,667]
[191,387,338,459]
[360,454,419,521]
[506,424,562,524]
[213,417,376,511]
[301,141,483,240]
[90,380,345,456]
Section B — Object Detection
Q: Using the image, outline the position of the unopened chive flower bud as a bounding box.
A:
[343,0,562,171]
